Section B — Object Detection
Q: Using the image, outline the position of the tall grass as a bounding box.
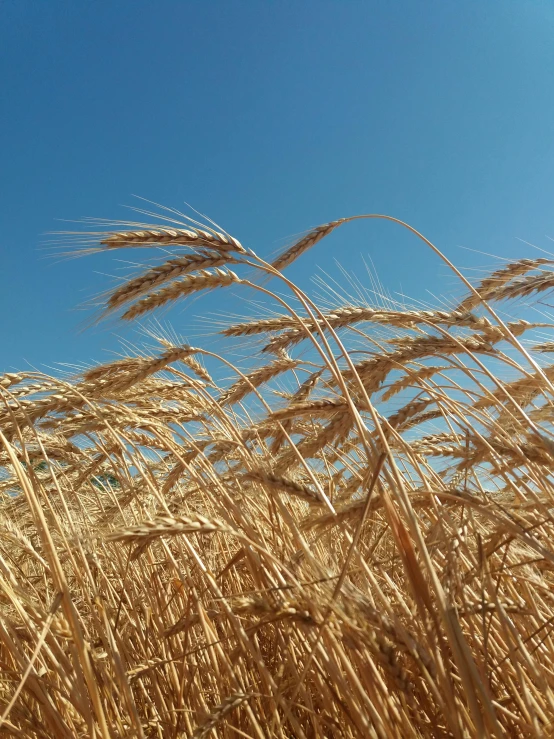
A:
[1,212,554,737]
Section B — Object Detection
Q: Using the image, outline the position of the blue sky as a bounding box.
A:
[2,0,554,373]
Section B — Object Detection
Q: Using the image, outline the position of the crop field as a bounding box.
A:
[1,212,554,737]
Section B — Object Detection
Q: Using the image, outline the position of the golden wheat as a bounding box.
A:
[2,210,554,738]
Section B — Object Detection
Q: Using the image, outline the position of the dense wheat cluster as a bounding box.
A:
[2,212,554,738]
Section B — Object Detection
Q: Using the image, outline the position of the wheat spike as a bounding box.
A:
[121,269,242,320]
[192,692,252,739]
[271,219,346,272]
[244,470,323,504]
[219,356,298,406]
[101,225,244,252]
[457,257,554,310]
[106,251,234,312]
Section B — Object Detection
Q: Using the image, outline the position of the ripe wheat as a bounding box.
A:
[2,209,554,738]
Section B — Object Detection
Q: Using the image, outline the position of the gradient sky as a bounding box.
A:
[2,0,554,373]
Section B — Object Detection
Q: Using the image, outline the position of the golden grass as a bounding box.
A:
[2,212,554,737]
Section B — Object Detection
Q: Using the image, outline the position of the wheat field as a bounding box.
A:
[1,212,554,737]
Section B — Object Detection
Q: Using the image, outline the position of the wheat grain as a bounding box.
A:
[219,356,298,406]
[269,397,349,422]
[533,342,554,353]
[121,269,242,320]
[0,373,26,389]
[192,692,252,739]
[385,397,433,430]
[458,257,554,310]
[271,219,347,272]
[487,270,554,301]
[243,470,323,504]
[107,252,234,312]
[101,226,244,252]
[381,365,446,402]
[107,513,232,545]
[224,307,486,340]
[474,366,554,409]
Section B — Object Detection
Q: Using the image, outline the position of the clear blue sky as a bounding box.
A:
[2,0,554,373]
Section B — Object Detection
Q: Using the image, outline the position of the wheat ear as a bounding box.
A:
[101,226,244,252]
[271,219,347,271]
[121,269,241,320]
